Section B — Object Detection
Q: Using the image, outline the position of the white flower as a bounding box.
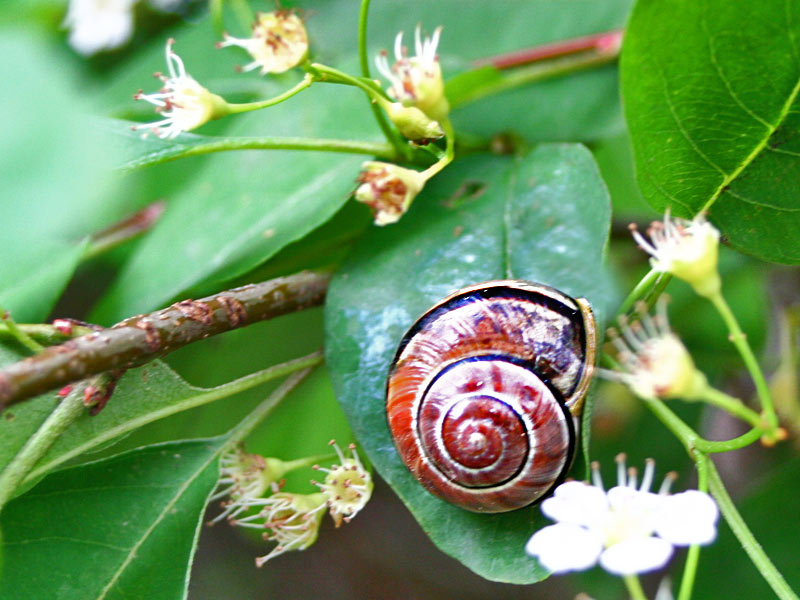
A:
[63,0,137,56]
[232,492,327,567]
[631,210,721,298]
[133,39,229,139]
[525,456,718,575]
[375,24,449,122]
[602,301,708,400]
[354,161,428,225]
[312,441,373,527]
[217,11,309,75]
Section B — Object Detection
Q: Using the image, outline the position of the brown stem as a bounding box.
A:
[82,201,166,261]
[0,271,331,408]
[474,29,624,70]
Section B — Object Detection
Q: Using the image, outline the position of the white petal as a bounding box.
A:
[654,491,719,546]
[541,481,609,527]
[526,524,603,573]
[599,537,673,575]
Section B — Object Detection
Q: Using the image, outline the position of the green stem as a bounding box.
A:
[209,0,224,35]
[357,0,399,150]
[677,455,710,600]
[226,368,313,447]
[229,0,253,32]
[705,456,800,600]
[309,62,411,159]
[420,118,456,179]
[708,292,778,429]
[623,574,649,600]
[697,386,763,429]
[694,427,763,454]
[617,268,660,317]
[451,47,620,109]
[25,351,324,484]
[0,380,89,510]
[0,323,91,346]
[226,75,314,114]
[0,307,44,354]
[121,136,399,171]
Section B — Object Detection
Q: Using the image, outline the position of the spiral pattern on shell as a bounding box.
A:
[386,280,596,513]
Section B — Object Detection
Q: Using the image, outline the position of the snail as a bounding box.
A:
[386,280,597,513]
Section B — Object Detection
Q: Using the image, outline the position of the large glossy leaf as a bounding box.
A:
[0,439,224,600]
[621,0,800,264]
[324,145,613,583]
[0,32,116,321]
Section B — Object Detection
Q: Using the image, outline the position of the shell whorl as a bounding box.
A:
[386,280,596,513]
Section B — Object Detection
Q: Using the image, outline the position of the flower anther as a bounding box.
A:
[217,11,309,75]
[630,210,721,298]
[375,24,449,122]
[355,161,427,225]
[133,39,230,139]
[312,440,373,527]
[525,456,718,575]
[63,0,137,56]
[601,300,708,400]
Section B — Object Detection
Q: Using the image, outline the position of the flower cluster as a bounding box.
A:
[526,456,718,575]
[217,11,309,75]
[210,441,372,567]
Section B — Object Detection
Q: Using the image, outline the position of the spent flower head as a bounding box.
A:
[375,24,449,122]
[602,301,708,400]
[526,456,718,575]
[134,39,230,139]
[208,446,290,524]
[217,10,309,75]
[631,210,721,298]
[312,441,373,527]
[63,0,136,56]
[355,161,428,225]
[231,491,327,567]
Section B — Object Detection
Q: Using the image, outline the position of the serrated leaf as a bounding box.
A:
[324,145,613,583]
[621,0,800,263]
[0,439,224,600]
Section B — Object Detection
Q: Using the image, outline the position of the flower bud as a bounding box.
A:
[355,161,428,225]
[377,97,444,143]
[217,10,309,75]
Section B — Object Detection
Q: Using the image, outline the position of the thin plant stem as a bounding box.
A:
[0,307,44,354]
[623,574,649,600]
[705,456,800,600]
[226,74,314,114]
[225,368,313,447]
[357,0,400,152]
[694,428,763,454]
[708,291,778,429]
[617,268,660,317]
[697,386,763,429]
[121,136,399,171]
[229,0,253,32]
[209,0,224,35]
[0,380,90,510]
[677,453,710,600]
[0,323,92,346]
[421,118,456,179]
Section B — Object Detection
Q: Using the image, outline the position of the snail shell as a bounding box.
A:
[386,280,596,513]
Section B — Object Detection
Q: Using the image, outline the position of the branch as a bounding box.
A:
[0,271,331,408]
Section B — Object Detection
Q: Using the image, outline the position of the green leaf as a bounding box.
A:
[0,354,312,489]
[621,0,800,264]
[0,439,224,600]
[0,32,117,321]
[324,145,613,583]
